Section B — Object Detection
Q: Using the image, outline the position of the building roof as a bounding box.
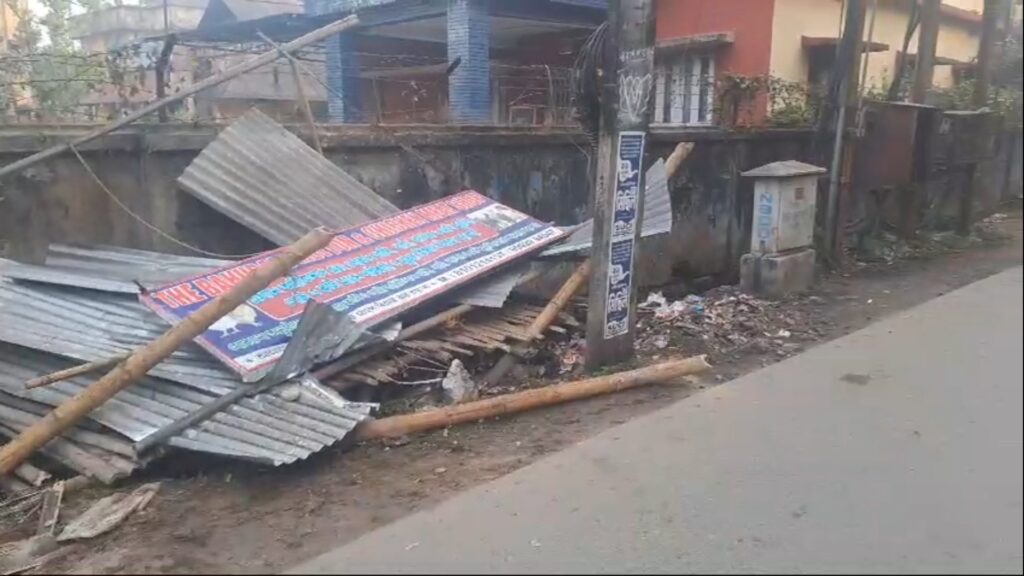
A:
[197,0,303,30]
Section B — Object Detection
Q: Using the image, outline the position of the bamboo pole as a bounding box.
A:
[258,31,323,155]
[0,229,333,475]
[358,355,711,440]
[24,354,129,390]
[482,260,590,386]
[0,15,359,182]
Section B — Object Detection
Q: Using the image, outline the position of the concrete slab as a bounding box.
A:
[740,248,816,298]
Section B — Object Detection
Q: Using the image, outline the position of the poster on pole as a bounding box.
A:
[603,131,646,339]
[142,191,565,380]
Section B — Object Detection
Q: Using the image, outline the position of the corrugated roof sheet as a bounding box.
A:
[177,109,399,246]
[0,341,373,471]
[542,159,672,257]
[0,277,375,474]
[0,278,238,394]
[0,244,230,294]
[0,385,141,484]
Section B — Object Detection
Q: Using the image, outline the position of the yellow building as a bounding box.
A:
[1,0,27,51]
[655,0,988,125]
[771,0,983,91]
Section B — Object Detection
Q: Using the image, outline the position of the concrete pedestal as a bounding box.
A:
[740,248,816,298]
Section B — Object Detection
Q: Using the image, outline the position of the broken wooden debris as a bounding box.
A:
[57,483,159,542]
[34,482,62,537]
[0,229,333,476]
[482,259,592,388]
[357,356,711,441]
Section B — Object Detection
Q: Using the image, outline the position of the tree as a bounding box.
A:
[1,0,107,121]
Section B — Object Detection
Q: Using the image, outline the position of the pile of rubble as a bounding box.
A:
[0,110,674,495]
[634,287,818,360]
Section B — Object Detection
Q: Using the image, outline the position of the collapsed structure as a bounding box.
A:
[0,110,671,488]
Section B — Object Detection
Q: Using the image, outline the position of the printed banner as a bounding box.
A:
[604,131,646,339]
[142,191,565,379]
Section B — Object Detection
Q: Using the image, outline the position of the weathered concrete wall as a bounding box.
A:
[645,129,814,285]
[0,124,813,286]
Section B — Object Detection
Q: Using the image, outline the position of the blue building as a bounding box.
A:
[304,0,606,124]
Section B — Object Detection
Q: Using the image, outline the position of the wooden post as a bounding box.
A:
[0,15,359,182]
[973,0,1002,109]
[0,229,332,475]
[911,0,940,104]
[258,31,323,155]
[358,356,711,440]
[585,0,656,370]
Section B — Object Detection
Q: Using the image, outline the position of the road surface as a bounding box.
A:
[293,267,1024,574]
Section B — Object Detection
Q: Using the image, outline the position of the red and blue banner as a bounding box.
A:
[141,191,565,380]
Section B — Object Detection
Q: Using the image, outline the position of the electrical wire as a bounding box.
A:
[68,144,262,259]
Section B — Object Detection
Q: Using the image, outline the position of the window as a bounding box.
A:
[654,51,715,126]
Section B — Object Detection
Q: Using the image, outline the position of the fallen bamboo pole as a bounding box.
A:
[24,354,130,390]
[357,355,711,440]
[0,15,359,182]
[0,229,333,476]
[482,259,591,386]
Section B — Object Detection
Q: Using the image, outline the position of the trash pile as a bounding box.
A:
[0,109,674,499]
[634,287,816,359]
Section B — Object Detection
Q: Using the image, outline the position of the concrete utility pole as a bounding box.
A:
[585,0,656,369]
[973,0,1003,108]
[824,0,866,261]
[911,0,941,103]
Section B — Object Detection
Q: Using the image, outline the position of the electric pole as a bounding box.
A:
[973,0,1003,109]
[585,0,656,370]
[912,0,941,103]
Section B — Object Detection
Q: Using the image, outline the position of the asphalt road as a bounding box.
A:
[293,267,1024,574]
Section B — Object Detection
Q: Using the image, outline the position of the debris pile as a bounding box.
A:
[635,287,817,359]
[0,110,674,495]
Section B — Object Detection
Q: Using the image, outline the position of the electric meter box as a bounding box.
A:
[742,160,827,255]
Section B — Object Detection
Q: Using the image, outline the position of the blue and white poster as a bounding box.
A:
[604,131,646,339]
[142,191,565,379]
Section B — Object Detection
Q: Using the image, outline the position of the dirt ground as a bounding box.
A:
[36,210,1024,575]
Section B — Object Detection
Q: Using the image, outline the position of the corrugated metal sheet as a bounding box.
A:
[0,386,141,484]
[0,341,373,470]
[449,265,527,309]
[178,109,399,246]
[0,278,238,394]
[0,275,375,474]
[542,159,672,257]
[0,244,229,294]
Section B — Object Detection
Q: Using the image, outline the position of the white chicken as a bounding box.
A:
[209,304,261,337]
